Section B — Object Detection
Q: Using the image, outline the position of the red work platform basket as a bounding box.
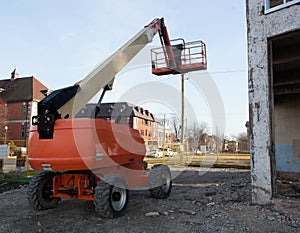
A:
[151,39,207,76]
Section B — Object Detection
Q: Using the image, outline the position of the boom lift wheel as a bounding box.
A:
[148,164,172,199]
[27,171,60,210]
[93,174,128,218]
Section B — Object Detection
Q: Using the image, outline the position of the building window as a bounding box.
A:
[265,0,300,14]
[133,117,138,130]
[22,103,27,118]
[20,125,26,139]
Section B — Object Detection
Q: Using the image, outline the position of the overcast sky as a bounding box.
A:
[0,0,248,137]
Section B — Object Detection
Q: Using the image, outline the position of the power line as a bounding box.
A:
[208,69,247,74]
[159,69,248,82]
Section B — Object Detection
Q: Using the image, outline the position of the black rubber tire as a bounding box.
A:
[27,171,59,210]
[149,164,172,199]
[93,174,128,218]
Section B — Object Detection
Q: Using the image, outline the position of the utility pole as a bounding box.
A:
[4,125,8,144]
[162,114,166,161]
[181,74,185,143]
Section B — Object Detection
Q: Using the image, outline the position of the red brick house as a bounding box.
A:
[76,102,159,150]
[0,69,48,147]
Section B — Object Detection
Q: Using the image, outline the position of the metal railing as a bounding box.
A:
[144,142,250,168]
[1,140,251,175]
[144,151,250,168]
[151,40,207,73]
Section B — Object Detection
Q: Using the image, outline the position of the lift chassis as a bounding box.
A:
[28,118,173,218]
[27,18,206,218]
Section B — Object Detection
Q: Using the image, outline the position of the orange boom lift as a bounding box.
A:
[27,18,207,218]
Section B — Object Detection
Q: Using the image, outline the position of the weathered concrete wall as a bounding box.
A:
[246,0,300,204]
[275,96,300,173]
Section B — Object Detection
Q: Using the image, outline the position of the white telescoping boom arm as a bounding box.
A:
[58,18,163,118]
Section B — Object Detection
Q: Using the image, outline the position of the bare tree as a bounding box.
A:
[186,121,208,150]
[172,117,181,142]
[236,132,248,142]
[198,122,208,135]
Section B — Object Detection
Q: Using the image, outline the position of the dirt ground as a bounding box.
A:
[0,166,299,233]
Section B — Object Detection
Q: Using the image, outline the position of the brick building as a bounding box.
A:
[0,69,48,147]
[77,102,159,150]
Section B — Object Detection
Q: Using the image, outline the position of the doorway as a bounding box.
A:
[271,30,300,198]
